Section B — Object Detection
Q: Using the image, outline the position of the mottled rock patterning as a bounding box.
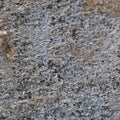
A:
[0,0,120,120]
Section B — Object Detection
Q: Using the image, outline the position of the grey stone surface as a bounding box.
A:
[0,0,120,120]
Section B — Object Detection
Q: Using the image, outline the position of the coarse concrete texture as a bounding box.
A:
[0,0,120,120]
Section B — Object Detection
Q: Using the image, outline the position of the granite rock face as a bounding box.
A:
[0,0,120,120]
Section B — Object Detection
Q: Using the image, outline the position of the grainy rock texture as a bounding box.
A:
[0,0,120,120]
